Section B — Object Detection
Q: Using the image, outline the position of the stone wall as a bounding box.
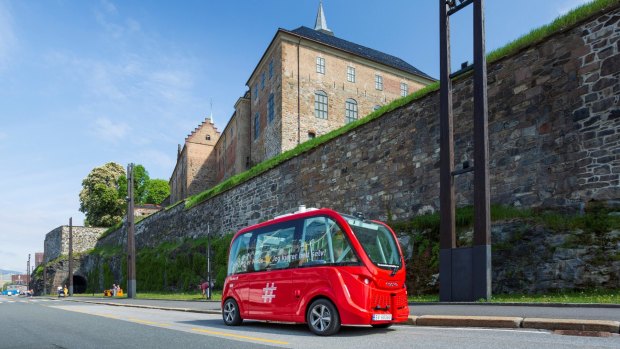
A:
[492,223,620,293]
[96,5,620,252]
[44,226,106,262]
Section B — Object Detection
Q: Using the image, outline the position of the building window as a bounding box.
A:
[375,75,383,90]
[400,82,408,97]
[254,84,258,100]
[206,134,211,141]
[314,91,328,119]
[254,112,260,140]
[269,60,274,79]
[316,57,325,74]
[268,93,275,124]
[347,66,356,82]
[261,72,265,90]
[308,131,316,139]
[345,98,358,124]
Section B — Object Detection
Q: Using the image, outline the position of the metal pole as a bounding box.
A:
[127,163,136,298]
[473,0,491,300]
[439,0,456,302]
[207,224,211,300]
[43,253,46,296]
[69,217,73,296]
[27,254,30,288]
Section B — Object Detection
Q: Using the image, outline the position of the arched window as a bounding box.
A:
[345,98,358,124]
[315,91,328,119]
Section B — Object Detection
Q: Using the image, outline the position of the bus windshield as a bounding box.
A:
[344,216,402,270]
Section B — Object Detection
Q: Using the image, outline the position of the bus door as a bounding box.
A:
[292,216,354,316]
[248,222,298,320]
[226,232,253,316]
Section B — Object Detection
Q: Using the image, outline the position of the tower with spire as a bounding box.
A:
[314,1,333,36]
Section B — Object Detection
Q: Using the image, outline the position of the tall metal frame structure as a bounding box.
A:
[439,0,491,302]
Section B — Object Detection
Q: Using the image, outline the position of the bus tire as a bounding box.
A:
[222,298,243,326]
[307,298,340,336]
[371,323,392,329]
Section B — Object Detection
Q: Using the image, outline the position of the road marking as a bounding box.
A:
[129,318,170,327]
[191,328,289,345]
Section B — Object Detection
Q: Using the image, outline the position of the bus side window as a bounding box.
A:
[228,232,252,275]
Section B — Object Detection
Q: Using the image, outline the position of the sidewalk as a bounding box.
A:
[49,296,620,334]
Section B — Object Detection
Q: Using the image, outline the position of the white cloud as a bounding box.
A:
[557,0,591,15]
[93,117,130,142]
[0,1,17,71]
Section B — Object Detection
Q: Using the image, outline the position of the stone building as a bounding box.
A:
[170,3,434,201]
[169,117,220,203]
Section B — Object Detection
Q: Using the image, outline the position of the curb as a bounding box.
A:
[409,301,620,309]
[50,298,620,334]
[407,315,620,334]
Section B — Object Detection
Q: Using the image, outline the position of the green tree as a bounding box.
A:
[79,162,126,227]
[117,164,151,204]
[143,179,170,204]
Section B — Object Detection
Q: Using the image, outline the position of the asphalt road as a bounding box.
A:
[63,296,620,321]
[1,296,619,349]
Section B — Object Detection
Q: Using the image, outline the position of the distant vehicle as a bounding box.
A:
[222,206,408,336]
[2,289,18,296]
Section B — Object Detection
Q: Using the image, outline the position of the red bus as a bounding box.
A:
[221,206,408,335]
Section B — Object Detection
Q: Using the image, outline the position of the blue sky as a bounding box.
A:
[0,0,590,273]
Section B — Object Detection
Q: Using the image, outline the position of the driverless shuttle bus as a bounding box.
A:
[222,207,409,335]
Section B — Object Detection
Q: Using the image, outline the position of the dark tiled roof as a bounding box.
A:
[284,26,434,81]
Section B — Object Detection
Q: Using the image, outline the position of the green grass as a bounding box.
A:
[488,0,619,63]
[409,289,620,304]
[485,289,620,304]
[97,221,123,241]
[71,291,222,301]
[183,0,619,211]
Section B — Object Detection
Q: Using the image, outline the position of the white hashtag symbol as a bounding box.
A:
[262,282,277,303]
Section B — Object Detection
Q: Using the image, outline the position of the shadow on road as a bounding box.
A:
[177,318,396,337]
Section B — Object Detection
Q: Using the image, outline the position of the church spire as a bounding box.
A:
[314,1,333,36]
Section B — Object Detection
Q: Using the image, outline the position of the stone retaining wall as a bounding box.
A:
[44,226,106,262]
[96,6,620,251]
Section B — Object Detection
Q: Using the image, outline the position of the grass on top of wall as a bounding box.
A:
[178,0,618,211]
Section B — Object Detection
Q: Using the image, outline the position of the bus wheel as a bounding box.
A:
[371,323,392,329]
[307,299,340,336]
[222,298,242,326]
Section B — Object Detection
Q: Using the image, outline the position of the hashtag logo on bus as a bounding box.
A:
[262,282,277,303]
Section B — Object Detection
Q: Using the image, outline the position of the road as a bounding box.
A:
[1,296,619,349]
[62,296,620,321]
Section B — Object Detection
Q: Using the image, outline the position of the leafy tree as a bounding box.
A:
[143,179,170,204]
[117,164,158,204]
[79,162,126,227]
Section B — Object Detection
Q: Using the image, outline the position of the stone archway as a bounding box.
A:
[73,275,87,294]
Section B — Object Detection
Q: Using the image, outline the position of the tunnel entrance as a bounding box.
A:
[73,275,87,294]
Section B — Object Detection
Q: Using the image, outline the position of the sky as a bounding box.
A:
[0,0,592,273]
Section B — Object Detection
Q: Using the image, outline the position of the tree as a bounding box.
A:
[117,164,152,204]
[143,179,170,204]
[79,162,126,227]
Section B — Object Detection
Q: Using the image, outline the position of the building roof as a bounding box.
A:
[283,26,434,81]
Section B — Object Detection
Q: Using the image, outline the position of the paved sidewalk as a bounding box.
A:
[46,296,620,334]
